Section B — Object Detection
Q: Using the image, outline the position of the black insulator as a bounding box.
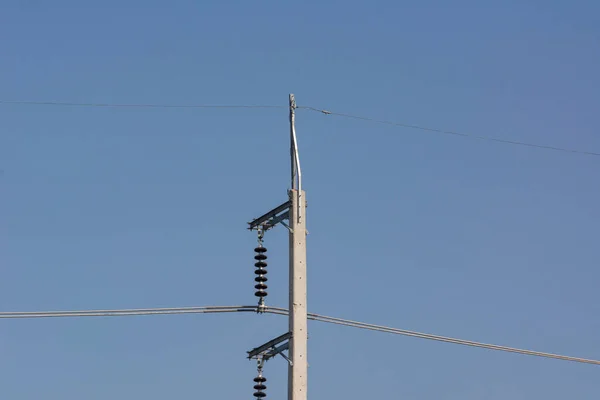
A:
[254,268,268,275]
[253,243,268,300]
[255,283,267,290]
[253,374,267,399]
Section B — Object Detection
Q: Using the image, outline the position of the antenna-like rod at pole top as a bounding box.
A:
[289,94,301,193]
[289,94,302,222]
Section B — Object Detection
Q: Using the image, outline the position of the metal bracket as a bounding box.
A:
[278,351,293,366]
[279,220,292,233]
[264,342,290,362]
[264,210,289,230]
[266,341,293,366]
[248,200,291,232]
[247,332,292,359]
[265,345,293,366]
[247,332,293,366]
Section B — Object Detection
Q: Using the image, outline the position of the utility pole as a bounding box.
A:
[288,94,308,400]
[246,94,308,400]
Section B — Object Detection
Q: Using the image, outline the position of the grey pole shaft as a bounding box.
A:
[288,189,308,400]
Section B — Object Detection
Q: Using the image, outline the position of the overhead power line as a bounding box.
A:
[300,106,600,157]
[304,312,600,366]
[2,99,598,157]
[0,100,284,109]
[2,305,598,366]
[0,305,257,318]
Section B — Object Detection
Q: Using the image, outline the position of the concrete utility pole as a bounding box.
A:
[288,94,308,400]
[246,94,308,400]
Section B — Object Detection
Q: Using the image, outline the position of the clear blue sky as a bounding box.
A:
[1,1,599,398]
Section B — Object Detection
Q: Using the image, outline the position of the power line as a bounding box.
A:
[0,305,258,318]
[3,99,598,157]
[300,106,600,157]
[0,100,285,109]
[2,305,598,366]
[305,312,600,366]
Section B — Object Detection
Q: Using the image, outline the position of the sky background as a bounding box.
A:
[1,1,599,399]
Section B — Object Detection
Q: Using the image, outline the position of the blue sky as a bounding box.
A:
[1,1,599,398]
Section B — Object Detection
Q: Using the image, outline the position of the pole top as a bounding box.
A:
[289,94,301,193]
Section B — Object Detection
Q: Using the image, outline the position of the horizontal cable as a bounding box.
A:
[299,106,600,157]
[3,99,598,157]
[0,305,258,318]
[0,100,284,109]
[1,305,598,366]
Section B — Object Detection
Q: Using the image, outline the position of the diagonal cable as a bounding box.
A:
[299,106,600,157]
[303,312,600,366]
[1,305,598,366]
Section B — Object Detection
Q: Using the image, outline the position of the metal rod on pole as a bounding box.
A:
[290,94,296,191]
[289,94,302,222]
[288,94,308,400]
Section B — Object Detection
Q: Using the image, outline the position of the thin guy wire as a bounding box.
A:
[1,305,598,366]
[299,106,600,157]
[3,99,598,157]
[0,100,285,109]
